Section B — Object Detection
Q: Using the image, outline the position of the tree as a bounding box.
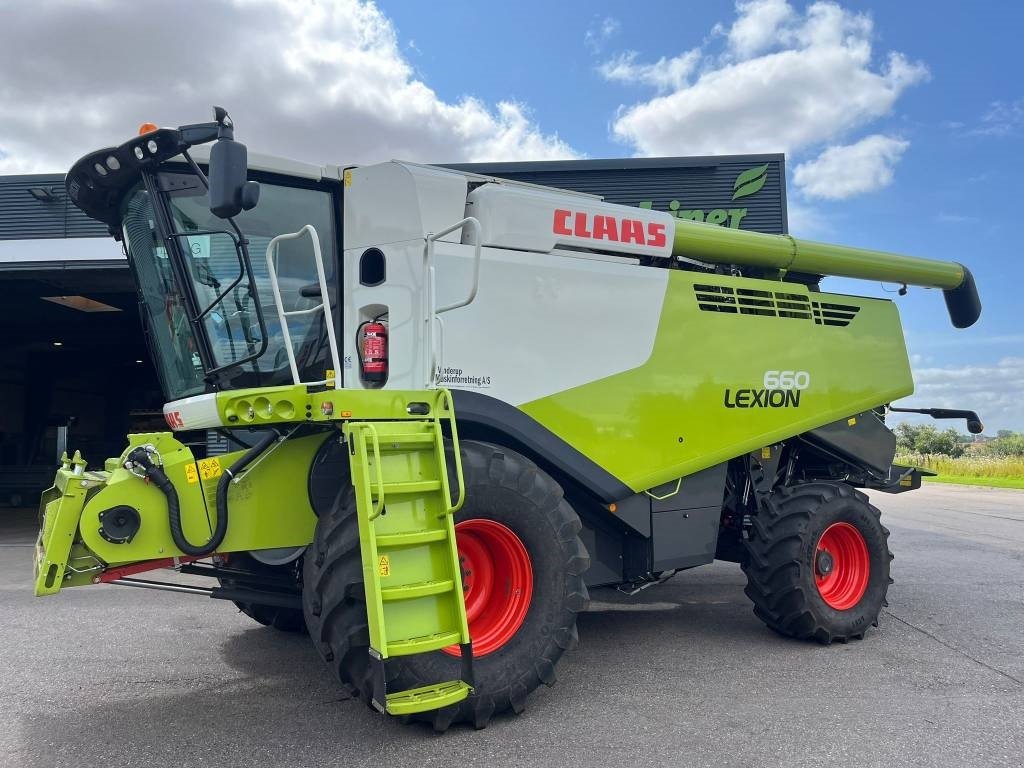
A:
[893,423,965,457]
[986,432,1024,458]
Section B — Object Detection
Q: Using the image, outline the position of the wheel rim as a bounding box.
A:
[814,522,870,610]
[442,519,533,657]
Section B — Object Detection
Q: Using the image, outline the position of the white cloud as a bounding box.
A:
[604,1,928,162]
[970,99,1024,137]
[585,16,620,53]
[599,50,701,93]
[793,134,908,199]
[786,199,833,238]
[0,0,578,175]
[725,0,795,58]
[895,357,1024,433]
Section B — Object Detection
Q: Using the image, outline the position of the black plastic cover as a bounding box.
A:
[802,411,896,476]
[943,264,982,329]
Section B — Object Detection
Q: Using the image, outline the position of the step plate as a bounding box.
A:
[385,680,472,716]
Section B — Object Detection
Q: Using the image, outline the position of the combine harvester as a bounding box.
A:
[36,109,982,730]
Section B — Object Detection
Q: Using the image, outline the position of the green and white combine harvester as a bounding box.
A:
[36,108,983,730]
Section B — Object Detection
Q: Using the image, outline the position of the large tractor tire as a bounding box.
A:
[220,552,306,633]
[303,440,590,730]
[742,482,892,644]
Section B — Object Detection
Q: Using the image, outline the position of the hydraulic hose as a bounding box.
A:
[127,430,277,557]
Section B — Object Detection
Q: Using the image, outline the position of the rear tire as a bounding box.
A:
[741,482,892,644]
[303,440,590,730]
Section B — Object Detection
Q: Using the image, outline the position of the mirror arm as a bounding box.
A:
[177,122,220,146]
[181,149,210,191]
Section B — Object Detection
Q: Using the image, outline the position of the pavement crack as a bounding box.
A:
[883,609,1024,687]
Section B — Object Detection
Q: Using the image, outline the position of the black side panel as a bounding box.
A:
[578,522,627,587]
[450,390,633,503]
[649,462,729,512]
[652,508,721,571]
[802,410,896,476]
[649,462,728,571]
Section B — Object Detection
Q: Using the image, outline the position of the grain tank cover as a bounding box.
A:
[466,183,675,259]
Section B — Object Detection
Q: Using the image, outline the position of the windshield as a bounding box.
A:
[120,174,339,401]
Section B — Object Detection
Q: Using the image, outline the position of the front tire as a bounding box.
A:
[742,482,892,644]
[303,440,590,730]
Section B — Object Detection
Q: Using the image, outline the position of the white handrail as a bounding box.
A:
[423,217,482,387]
[265,224,342,388]
[431,217,482,314]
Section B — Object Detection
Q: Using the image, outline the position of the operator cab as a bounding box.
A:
[66,108,343,403]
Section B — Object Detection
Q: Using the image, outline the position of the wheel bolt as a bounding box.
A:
[816,549,834,577]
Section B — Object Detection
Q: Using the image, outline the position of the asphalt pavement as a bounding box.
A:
[1,483,1022,767]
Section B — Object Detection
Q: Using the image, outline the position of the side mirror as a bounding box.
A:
[207,107,260,219]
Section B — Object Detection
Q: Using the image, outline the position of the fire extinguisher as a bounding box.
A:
[359,321,388,383]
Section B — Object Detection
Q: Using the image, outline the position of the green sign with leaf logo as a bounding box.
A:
[639,164,771,230]
[732,163,769,200]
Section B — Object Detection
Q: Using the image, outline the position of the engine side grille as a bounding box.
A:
[693,284,859,326]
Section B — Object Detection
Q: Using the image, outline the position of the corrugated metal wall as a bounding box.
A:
[0,174,108,240]
[449,155,788,235]
[0,155,787,244]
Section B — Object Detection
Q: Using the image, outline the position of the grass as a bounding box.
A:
[895,453,1024,490]
[922,474,1024,490]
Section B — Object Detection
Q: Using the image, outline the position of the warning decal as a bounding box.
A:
[378,555,391,577]
[198,457,223,481]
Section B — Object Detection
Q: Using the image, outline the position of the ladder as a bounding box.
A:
[344,391,474,715]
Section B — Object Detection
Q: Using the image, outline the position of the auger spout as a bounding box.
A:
[671,220,981,328]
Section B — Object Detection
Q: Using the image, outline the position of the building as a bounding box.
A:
[0,154,787,505]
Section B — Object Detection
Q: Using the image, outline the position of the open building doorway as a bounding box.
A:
[1,264,162,507]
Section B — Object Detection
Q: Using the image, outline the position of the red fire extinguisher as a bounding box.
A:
[360,321,388,383]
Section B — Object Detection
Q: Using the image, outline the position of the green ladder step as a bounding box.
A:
[376,529,448,548]
[385,680,472,716]
[387,630,463,657]
[381,578,454,601]
[378,433,436,448]
[378,479,442,495]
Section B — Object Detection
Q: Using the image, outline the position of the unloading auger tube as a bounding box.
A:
[671,220,981,328]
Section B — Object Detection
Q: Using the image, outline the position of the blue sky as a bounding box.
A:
[0,0,1020,429]
[388,0,1024,431]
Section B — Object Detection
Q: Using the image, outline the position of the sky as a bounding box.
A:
[1,0,1021,431]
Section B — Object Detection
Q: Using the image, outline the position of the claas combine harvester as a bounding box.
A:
[35,108,983,730]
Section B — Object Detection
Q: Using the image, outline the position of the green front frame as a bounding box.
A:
[34,390,466,596]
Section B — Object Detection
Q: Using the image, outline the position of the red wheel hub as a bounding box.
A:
[814,522,870,610]
[442,519,533,658]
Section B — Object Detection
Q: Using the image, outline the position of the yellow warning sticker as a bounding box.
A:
[848,417,857,426]
[185,464,199,484]
[761,447,772,459]
[378,555,390,577]
[343,169,353,187]
[198,457,223,481]
[899,475,913,487]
